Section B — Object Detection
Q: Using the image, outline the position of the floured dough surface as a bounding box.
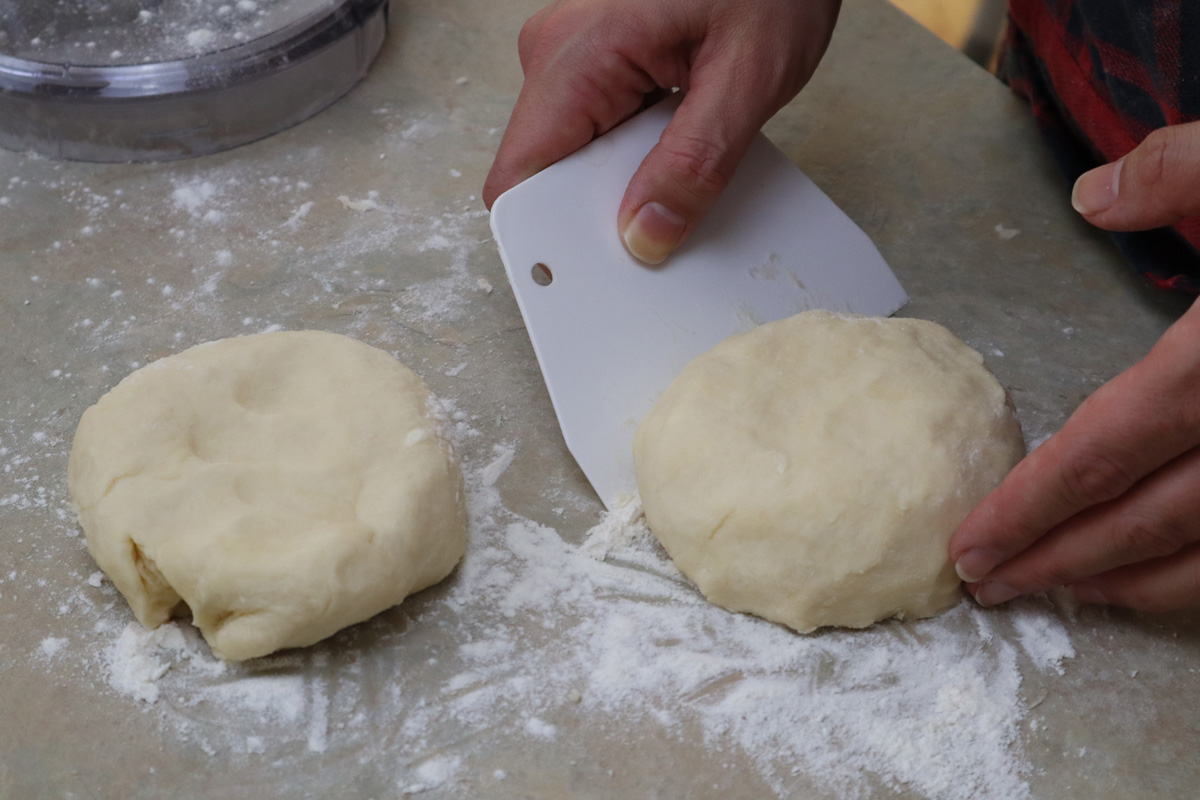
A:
[634,310,1025,632]
[69,331,467,660]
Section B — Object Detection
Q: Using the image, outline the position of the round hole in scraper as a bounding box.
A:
[531,263,553,286]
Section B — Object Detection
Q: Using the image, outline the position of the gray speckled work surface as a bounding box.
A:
[2,1,1198,799]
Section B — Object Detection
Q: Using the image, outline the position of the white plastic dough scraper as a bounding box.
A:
[490,96,908,510]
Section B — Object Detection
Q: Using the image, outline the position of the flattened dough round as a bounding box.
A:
[69,331,467,660]
[634,311,1025,632]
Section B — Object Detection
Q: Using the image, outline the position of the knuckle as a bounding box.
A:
[1001,547,1078,590]
[1023,562,1076,590]
[660,136,732,201]
[1133,128,1172,189]
[517,18,540,61]
[517,7,561,64]
[1133,126,1199,217]
[1058,445,1138,508]
[1118,512,1189,560]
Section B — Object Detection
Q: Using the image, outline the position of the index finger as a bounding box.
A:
[950,302,1200,581]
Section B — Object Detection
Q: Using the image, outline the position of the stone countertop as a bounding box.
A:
[1,1,1196,798]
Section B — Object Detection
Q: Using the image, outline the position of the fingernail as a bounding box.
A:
[622,202,686,265]
[1071,158,1123,215]
[975,582,1021,607]
[954,547,1003,583]
[1072,584,1109,605]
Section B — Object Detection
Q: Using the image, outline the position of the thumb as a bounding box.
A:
[617,83,766,265]
[1072,120,1200,231]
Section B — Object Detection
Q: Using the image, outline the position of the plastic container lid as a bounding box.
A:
[0,0,388,162]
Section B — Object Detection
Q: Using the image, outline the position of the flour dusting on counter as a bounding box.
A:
[480,444,515,487]
[4,350,1073,797]
[66,407,1075,800]
[580,493,652,561]
[1,130,1080,799]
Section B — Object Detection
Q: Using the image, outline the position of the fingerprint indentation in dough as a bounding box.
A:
[232,372,287,414]
[232,472,358,523]
[186,421,217,463]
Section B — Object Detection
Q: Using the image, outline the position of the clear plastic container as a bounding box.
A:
[0,0,388,162]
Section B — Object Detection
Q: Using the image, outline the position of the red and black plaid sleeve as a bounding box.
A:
[1002,0,1200,293]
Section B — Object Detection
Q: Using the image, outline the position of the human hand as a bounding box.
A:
[949,296,1200,612]
[1071,119,1200,231]
[948,120,1200,612]
[482,0,842,264]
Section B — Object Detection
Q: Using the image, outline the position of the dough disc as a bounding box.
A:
[634,311,1025,632]
[69,331,467,660]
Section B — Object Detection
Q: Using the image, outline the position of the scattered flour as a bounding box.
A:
[171,179,220,218]
[400,118,441,142]
[480,444,515,487]
[1011,603,1076,675]
[523,717,557,740]
[106,624,187,703]
[18,160,492,364]
[39,636,69,658]
[400,755,462,795]
[1,134,1083,798]
[581,493,650,561]
[338,195,380,212]
[82,424,1076,799]
[185,28,216,49]
[284,201,315,228]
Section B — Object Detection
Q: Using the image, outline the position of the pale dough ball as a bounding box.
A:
[634,311,1025,632]
[69,331,467,661]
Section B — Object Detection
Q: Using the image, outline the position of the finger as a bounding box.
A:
[615,0,839,264]
[1071,119,1200,231]
[1071,541,1200,613]
[483,13,663,208]
[950,299,1200,582]
[967,445,1200,607]
[616,53,782,264]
